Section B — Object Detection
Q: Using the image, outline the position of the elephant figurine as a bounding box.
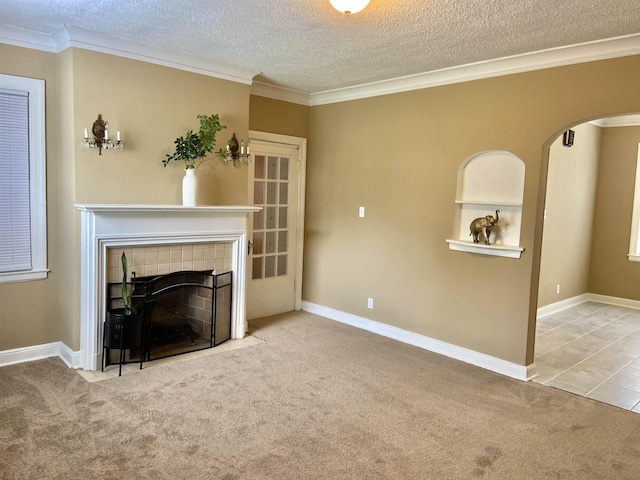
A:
[469,210,500,245]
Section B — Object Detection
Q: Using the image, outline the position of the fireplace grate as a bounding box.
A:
[103,270,232,369]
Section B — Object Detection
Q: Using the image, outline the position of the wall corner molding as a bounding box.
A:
[302,301,534,381]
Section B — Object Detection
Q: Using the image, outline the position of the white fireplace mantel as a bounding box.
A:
[75,204,260,371]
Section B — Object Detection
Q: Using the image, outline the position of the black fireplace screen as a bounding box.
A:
[105,270,232,365]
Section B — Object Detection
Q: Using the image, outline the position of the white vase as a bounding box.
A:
[182,168,198,206]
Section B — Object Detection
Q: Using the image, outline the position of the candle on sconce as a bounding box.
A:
[246,144,250,155]
[80,115,125,154]
[226,144,230,152]
[240,141,245,155]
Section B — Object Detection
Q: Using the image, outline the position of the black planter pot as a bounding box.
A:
[103,307,144,376]
[105,307,143,349]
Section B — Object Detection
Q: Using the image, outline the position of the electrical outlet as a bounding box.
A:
[556,284,560,295]
[367,297,374,309]
[359,206,365,218]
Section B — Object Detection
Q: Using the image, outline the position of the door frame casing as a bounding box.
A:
[248,130,307,310]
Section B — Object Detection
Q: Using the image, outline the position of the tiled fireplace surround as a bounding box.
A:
[76,204,260,371]
[106,243,233,283]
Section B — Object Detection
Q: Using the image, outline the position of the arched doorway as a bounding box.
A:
[532,114,640,412]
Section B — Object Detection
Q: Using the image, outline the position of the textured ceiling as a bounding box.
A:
[1,0,639,94]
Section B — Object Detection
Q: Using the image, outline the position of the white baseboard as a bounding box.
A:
[536,293,590,319]
[58,342,83,369]
[587,293,640,310]
[302,301,536,382]
[11,293,631,375]
[0,342,81,369]
[537,292,640,319]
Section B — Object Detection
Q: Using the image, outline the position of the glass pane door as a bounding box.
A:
[252,155,290,280]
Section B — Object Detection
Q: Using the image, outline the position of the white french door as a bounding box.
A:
[246,132,306,320]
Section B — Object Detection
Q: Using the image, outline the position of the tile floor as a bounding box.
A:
[534,301,640,413]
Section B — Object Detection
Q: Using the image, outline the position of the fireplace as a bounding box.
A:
[75,204,260,371]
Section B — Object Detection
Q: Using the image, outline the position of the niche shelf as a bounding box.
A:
[447,151,525,259]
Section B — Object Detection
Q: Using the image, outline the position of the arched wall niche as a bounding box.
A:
[447,150,525,259]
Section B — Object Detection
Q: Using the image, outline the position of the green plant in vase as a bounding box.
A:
[162,114,227,170]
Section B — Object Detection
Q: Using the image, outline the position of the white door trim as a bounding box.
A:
[249,131,307,310]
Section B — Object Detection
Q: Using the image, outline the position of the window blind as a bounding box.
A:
[0,88,32,273]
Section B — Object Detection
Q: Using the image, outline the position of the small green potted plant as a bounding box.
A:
[163,114,226,206]
[104,252,144,376]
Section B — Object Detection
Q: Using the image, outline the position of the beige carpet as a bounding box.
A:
[1,311,640,479]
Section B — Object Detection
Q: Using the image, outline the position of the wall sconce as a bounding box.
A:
[219,133,251,165]
[81,114,124,155]
[562,129,575,147]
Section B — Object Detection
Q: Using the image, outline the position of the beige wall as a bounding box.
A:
[249,95,310,139]
[71,48,249,206]
[538,123,601,307]
[56,48,79,351]
[3,41,640,369]
[306,56,640,365]
[0,44,61,351]
[1,45,251,351]
[589,126,640,299]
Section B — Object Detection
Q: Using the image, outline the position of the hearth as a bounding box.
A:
[104,270,232,369]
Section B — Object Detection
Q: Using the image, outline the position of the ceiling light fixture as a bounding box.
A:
[329,0,371,15]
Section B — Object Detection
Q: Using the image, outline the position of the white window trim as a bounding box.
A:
[0,74,48,283]
[628,144,640,263]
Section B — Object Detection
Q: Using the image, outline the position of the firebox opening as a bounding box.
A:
[104,270,232,368]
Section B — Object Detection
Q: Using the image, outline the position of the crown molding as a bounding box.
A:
[305,33,640,106]
[0,24,259,85]
[2,23,639,105]
[62,27,259,85]
[590,114,640,128]
[0,24,58,52]
[250,81,310,106]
